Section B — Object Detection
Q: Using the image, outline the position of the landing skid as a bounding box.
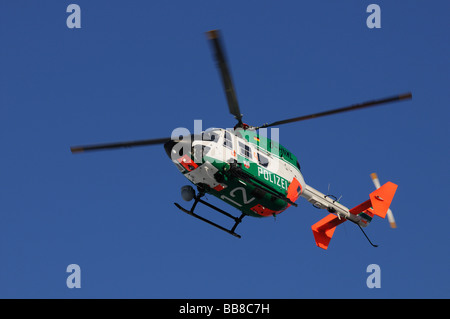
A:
[174,191,245,238]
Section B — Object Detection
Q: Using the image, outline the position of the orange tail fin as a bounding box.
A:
[369,181,397,218]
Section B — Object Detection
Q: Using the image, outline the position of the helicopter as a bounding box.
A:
[70,30,412,249]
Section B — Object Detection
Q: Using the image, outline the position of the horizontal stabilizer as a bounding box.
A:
[311,214,346,250]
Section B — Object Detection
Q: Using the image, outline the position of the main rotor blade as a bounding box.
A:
[70,137,171,154]
[206,30,243,125]
[258,92,412,129]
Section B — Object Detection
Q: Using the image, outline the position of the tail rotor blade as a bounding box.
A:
[386,208,397,229]
[370,172,381,189]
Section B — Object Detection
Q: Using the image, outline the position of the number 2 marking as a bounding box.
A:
[221,187,255,207]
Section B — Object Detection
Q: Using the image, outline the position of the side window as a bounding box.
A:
[257,153,269,168]
[238,142,251,159]
[224,131,233,149]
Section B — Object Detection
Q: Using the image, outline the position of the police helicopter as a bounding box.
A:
[71,30,412,249]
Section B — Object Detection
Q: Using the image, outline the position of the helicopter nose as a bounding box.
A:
[164,137,192,160]
[164,139,177,158]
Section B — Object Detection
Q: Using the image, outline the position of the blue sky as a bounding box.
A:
[0,1,449,298]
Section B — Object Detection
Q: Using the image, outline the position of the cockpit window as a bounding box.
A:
[296,160,301,171]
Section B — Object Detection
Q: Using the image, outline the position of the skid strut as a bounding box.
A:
[174,191,245,238]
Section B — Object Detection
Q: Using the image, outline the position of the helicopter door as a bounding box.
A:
[223,131,236,162]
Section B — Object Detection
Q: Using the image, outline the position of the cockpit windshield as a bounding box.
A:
[202,129,219,143]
